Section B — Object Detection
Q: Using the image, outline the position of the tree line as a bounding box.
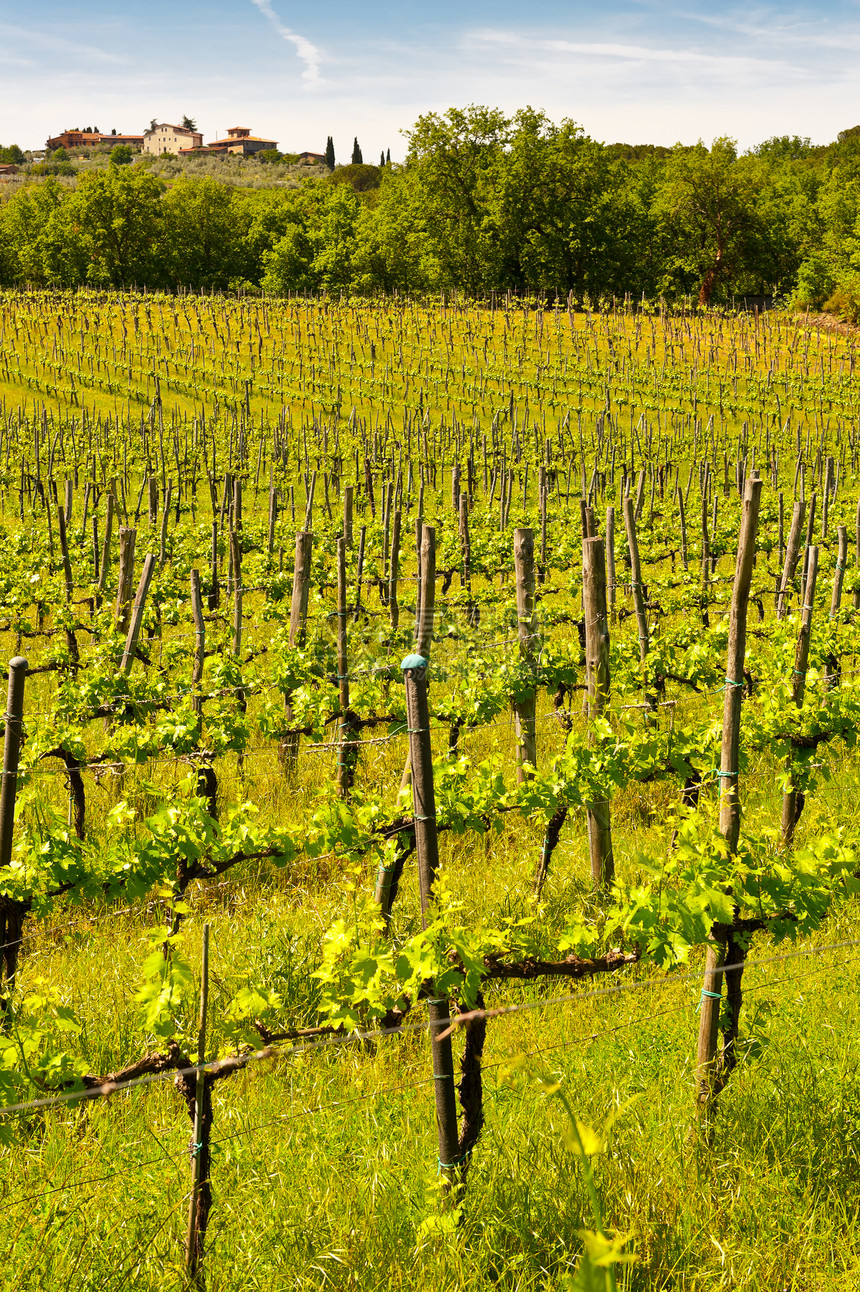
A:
[2,106,860,317]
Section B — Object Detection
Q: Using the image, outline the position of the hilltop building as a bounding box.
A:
[142,123,204,155]
[46,128,144,152]
[181,127,277,158]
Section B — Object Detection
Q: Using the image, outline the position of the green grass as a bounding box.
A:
[4,743,860,1291]
[1,292,859,1289]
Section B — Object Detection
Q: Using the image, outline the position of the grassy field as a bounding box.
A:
[0,292,859,1291]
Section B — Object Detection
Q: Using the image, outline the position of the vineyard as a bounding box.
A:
[1,290,860,1291]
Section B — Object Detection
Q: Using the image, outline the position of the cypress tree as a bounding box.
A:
[379,150,385,167]
[386,148,391,164]
[325,135,335,168]
[351,137,362,165]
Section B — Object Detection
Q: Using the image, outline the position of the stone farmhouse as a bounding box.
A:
[46,128,144,152]
[142,123,204,155]
[179,127,278,158]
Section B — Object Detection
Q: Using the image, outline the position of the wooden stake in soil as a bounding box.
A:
[280,531,313,772]
[781,546,819,844]
[622,496,648,667]
[288,532,313,648]
[229,531,242,657]
[0,657,27,989]
[185,922,210,1289]
[513,528,538,781]
[115,527,137,633]
[336,537,358,797]
[606,505,617,621]
[830,524,848,619]
[189,571,205,716]
[583,537,614,888]
[120,554,156,674]
[695,477,762,1116]
[388,507,401,631]
[401,528,461,1193]
[776,499,805,620]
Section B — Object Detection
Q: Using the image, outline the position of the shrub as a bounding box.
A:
[823,280,860,324]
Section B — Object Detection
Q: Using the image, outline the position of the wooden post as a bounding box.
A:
[700,493,710,624]
[230,531,242,657]
[267,479,277,556]
[830,524,848,618]
[280,532,313,773]
[353,525,366,623]
[605,505,616,621]
[401,527,461,1192]
[854,496,860,610]
[677,486,688,570]
[336,538,357,798]
[343,485,354,548]
[189,571,205,716]
[185,922,210,1288]
[539,469,548,582]
[781,546,819,844]
[0,656,27,988]
[120,554,156,674]
[288,532,313,647]
[96,490,114,606]
[413,516,423,643]
[56,505,74,603]
[459,494,474,625]
[777,499,805,620]
[695,477,762,1115]
[622,496,648,667]
[159,482,172,567]
[388,507,401,632]
[583,537,614,888]
[381,482,392,601]
[303,469,316,531]
[718,478,761,851]
[513,529,538,781]
[208,522,219,610]
[115,527,137,634]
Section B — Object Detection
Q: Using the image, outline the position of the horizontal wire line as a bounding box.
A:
[2,936,857,1122]
[3,945,854,1211]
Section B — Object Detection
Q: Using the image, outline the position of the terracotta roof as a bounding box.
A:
[209,136,276,146]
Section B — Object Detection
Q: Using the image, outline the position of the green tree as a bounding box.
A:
[654,139,765,304]
[110,144,134,166]
[352,166,434,293]
[263,185,361,293]
[67,165,166,287]
[487,107,646,297]
[403,104,512,290]
[325,136,335,169]
[328,163,380,193]
[181,115,197,131]
[162,177,245,288]
[0,179,89,285]
[351,137,362,165]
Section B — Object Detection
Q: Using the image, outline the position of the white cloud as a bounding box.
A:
[0,23,123,65]
[467,29,802,79]
[248,0,322,85]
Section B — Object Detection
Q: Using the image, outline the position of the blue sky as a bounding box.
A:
[2,1,859,155]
